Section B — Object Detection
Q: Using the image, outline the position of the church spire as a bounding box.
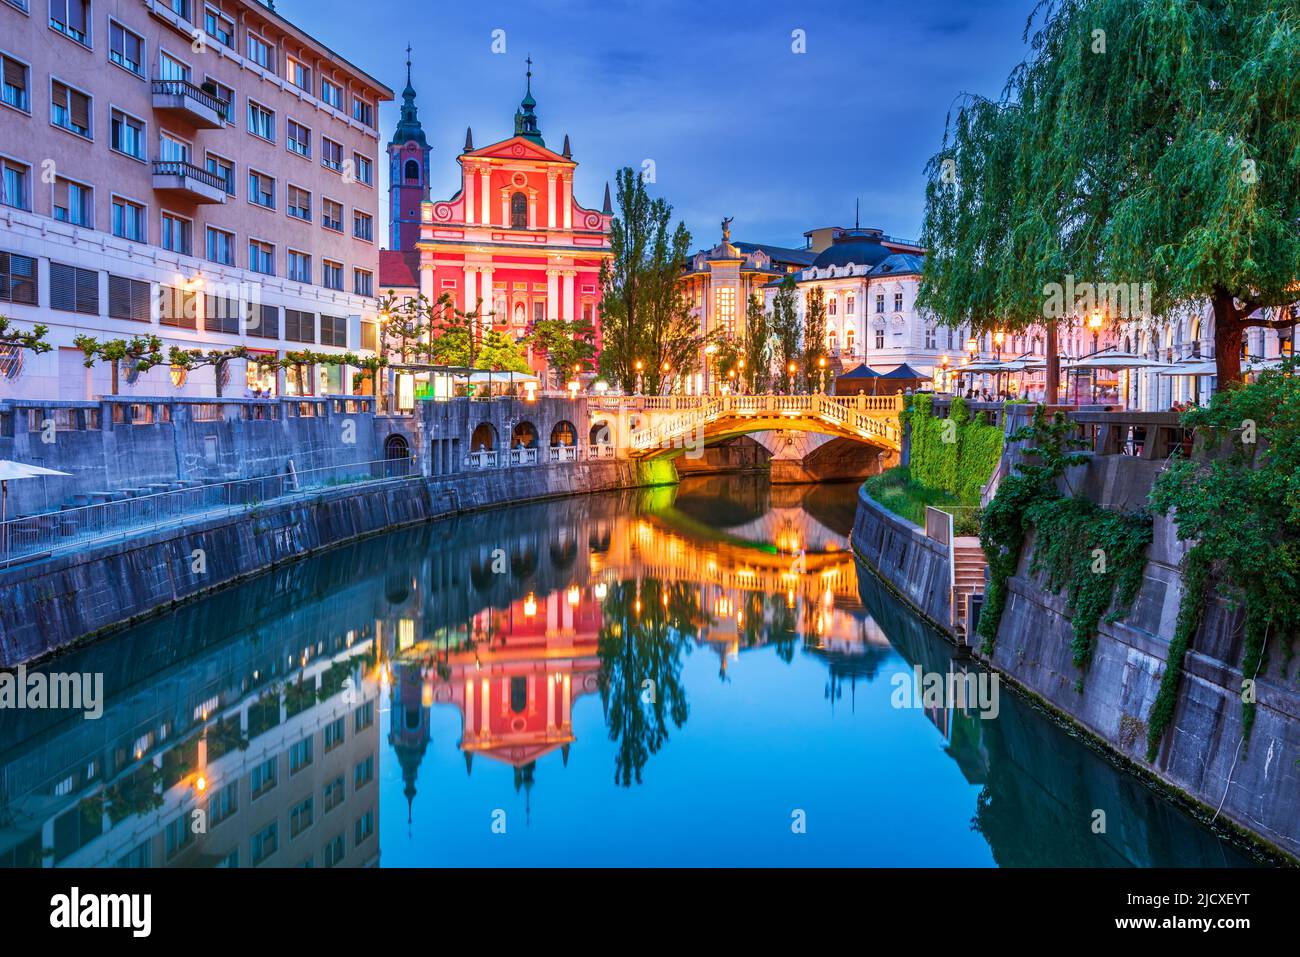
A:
[391,44,428,148]
[513,56,545,146]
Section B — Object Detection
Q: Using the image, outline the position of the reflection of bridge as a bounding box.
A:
[589,394,904,459]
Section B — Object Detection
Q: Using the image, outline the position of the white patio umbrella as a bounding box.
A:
[0,460,72,562]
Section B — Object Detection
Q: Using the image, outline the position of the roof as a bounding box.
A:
[734,242,817,267]
[880,362,931,380]
[868,253,924,277]
[837,363,881,379]
[379,250,420,290]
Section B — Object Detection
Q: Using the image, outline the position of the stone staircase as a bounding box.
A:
[952,537,987,641]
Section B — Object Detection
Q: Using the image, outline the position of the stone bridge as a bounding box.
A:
[588,394,905,482]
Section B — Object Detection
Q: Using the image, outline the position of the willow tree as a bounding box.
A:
[919,0,1300,391]
[598,167,700,393]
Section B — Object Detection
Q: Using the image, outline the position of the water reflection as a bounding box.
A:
[0,476,1255,867]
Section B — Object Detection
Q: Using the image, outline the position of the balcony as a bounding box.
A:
[151,79,228,129]
[151,160,228,205]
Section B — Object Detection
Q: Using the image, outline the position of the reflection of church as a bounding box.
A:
[389,589,603,812]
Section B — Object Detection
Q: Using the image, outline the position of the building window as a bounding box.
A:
[248,239,274,275]
[110,109,145,160]
[286,57,310,92]
[321,78,342,110]
[403,159,420,182]
[158,131,189,164]
[247,100,275,141]
[250,757,277,799]
[895,292,904,312]
[161,212,192,255]
[157,284,196,328]
[1,159,29,210]
[925,325,936,349]
[0,251,38,305]
[51,80,92,138]
[246,33,273,70]
[287,185,311,221]
[352,153,372,185]
[351,97,373,127]
[287,250,311,284]
[210,781,238,826]
[108,275,150,322]
[204,291,239,334]
[875,328,885,350]
[284,309,315,344]
[320,313,346,345]
[353,269,372,297]
[510,191,527,228]
[321,137,343,172]
[205,76,234,123]
[290,797,314,838]
[846,295,855,315]
[322,199,343,232]
[845,327,855,354]
[715,287,736,337]
[875,293,885,314]
[53,178,92,227]
[1,55,29,113]
[354,701,374,732]
[205,153,234,194]
[248,170,275,209]
[49,0,90,46]
[322,261,343,292]
[250,822,278,865]
[322,833,344,867]
[353,210,373,241]
[165,816,195,860]
[354,810,374,845]
[322,776,344,813]
[158,51,190,83]
[287,119,311,158]
[828,298,837,317]
[161,0,189,19]
[203,6,233,46]
[323,718,345,752]
[50,262,98,315]
[111,196,146,242]
[248,304,278,340]
[108,21,144,76]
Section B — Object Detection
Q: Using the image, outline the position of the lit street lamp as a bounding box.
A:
[818,356,827,394]
[787,361,797,394]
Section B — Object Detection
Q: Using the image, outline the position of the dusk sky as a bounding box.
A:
[296,0,1040,252]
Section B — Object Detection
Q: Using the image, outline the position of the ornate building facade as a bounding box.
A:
[379,61,612,379]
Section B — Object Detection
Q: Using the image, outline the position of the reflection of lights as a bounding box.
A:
[380,663,392,689]
[195,775,207,792]
[736,610,744,626]
[567,586,581,607]
[524,593,537,617]
[661,591,669,607]
[634,598,642,616]
[594,582,608,600]
[786,589,795,608]
[422,682,433,708]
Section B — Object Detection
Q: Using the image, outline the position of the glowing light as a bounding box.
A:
[524,593,537,617]
[194,775,207,792]
[594,582,608,600]
[567,586,581,607]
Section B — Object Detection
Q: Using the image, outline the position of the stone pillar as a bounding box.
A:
[562,270,576,322]
[419,263,435,303]
[547,171,557,229]
[479,168,491,225]
[480,267,495,324]
[562,174,572,230]
[546,269,559,321]
[463,266,478,315]
[464,167,475,225]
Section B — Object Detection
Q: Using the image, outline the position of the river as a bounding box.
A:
[0,475,1255,867]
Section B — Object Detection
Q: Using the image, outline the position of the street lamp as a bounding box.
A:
[1088,309,1105,402]
[634,359,644,395]
[787,361,797,394]
[704,343,718,395]
[939,353,950,393]
[818,356,827,394]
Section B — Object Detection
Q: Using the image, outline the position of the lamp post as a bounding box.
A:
[993,331,1005,398]
[634,359,643,396]
[704,343,718,395]
[818,356,827,394]
[1088,309,1104,403]
[660,361,670,396]
[966,337,978,397]
[787,361,797,394]
[939,353,950,393]
[737,356,746,393]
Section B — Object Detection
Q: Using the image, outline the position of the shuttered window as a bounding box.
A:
[319,315,347,348]
[248,304,279,340]
[284,309,315,344]
[51,81,91,137]
[108,275,151,322]
[50,262,98,315]
[2,55,29,112]
[158,284,197,329]
[204,293,240,334]
[0,252,38,305]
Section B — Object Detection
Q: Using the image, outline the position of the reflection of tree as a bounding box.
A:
[767,599,799,663]
[596,579,697,786]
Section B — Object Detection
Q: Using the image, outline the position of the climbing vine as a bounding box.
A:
[905,394,1005,503]
[1147,359,1300,758]
[976,406,1152,670]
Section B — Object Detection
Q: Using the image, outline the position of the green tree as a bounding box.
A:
[0,315,51,356]
[597,167,702,393]
[528,318,596,387]
[741,294,771,391]
[919,0,1300,393]
[771,274,801,390]
[74,334,165,395]
[803,285,828,390]
[167,346,250,397]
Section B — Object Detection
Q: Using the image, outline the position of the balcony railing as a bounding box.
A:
[151,78,228,128]
[151,160,228,204]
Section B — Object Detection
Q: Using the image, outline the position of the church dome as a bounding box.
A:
[810,227,893,270]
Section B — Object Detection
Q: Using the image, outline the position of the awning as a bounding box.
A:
[1064,349,1170,371]
[836,362,882,379]
[879,362,931,380]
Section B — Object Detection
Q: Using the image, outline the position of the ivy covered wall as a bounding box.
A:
[902,395,1005,503]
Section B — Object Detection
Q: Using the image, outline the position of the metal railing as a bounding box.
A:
[152,159,230,192]
[0,457,417,569]
[151,78,229,120]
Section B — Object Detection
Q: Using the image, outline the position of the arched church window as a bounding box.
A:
[404,159,420,183]
[511,192,528,228]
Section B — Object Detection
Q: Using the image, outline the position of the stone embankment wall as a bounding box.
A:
[853,418,1300,861]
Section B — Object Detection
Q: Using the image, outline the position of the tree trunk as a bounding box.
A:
[1212,291,1244,388]
[214,361,224,398]
[1044,325,1059,405]
[110,360,119,396]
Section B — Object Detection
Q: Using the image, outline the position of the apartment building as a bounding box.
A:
[0,0,392,399]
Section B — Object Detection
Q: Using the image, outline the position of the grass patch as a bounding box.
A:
[862,465,980,534]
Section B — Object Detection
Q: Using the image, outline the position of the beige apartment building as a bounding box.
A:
[0,0,392,399]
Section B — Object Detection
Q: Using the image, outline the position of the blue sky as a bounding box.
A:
[297,0,1038,251]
